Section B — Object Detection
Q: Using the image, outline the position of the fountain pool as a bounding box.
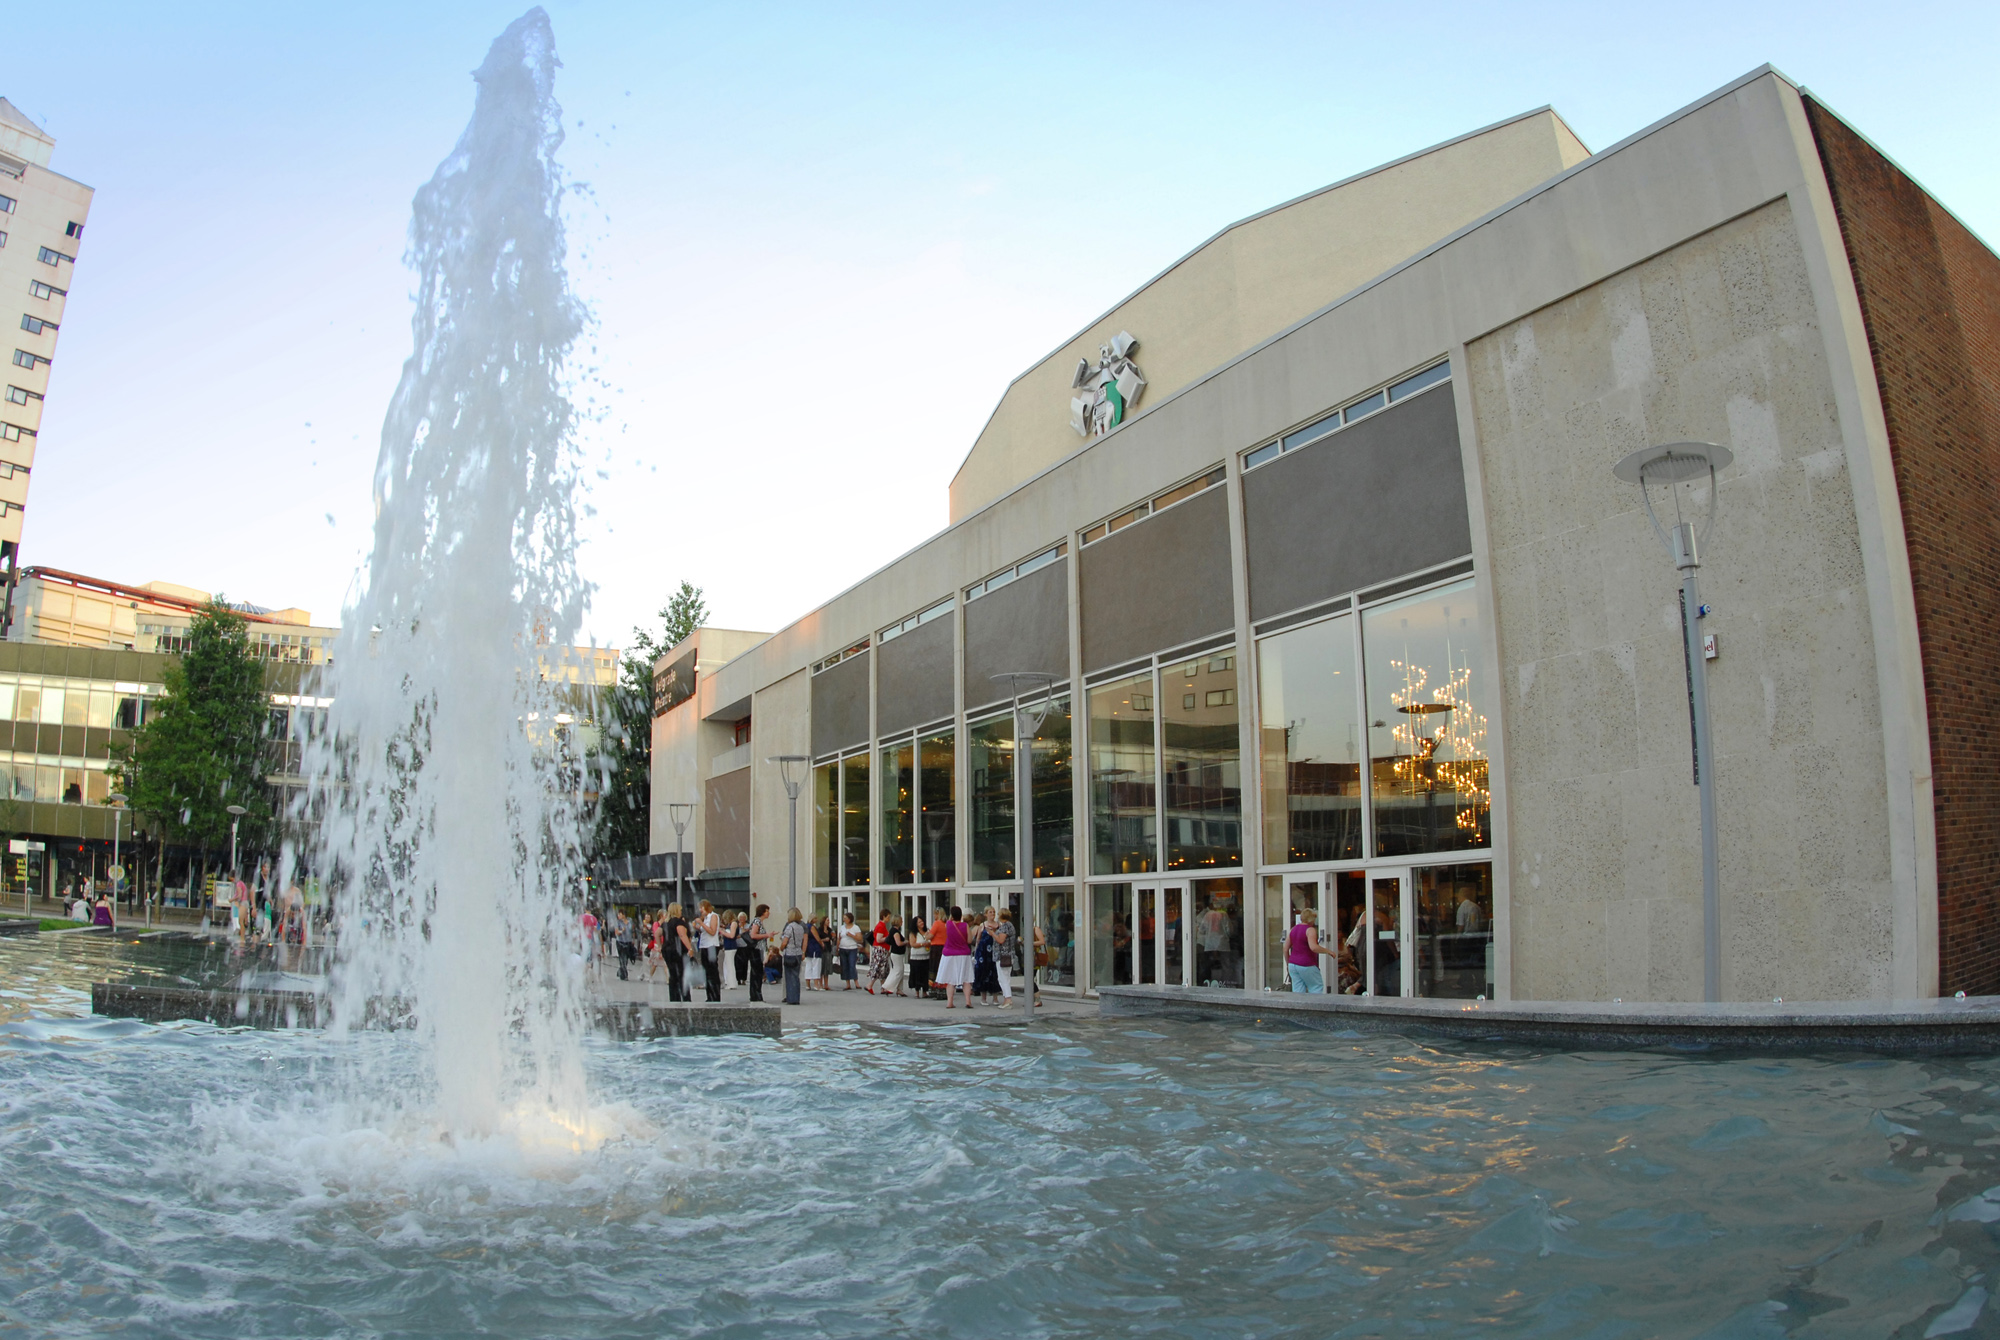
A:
[6,934,2000,1337]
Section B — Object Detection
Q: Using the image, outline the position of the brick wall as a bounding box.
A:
[1806,98,2000,994]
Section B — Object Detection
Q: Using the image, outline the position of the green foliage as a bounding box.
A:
[116,600,271,862]
[39,918,83,931]
[589,581,707,860]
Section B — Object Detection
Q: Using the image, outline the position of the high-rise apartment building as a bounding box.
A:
[0,97,92,622]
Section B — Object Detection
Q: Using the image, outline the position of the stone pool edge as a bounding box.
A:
[91,982,782,1039]
[1097,985,2000,1054]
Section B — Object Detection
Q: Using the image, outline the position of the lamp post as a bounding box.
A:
[768,755,808,917]
[1613,441,1734,1002]
[992,672,1058,1020]
[668,801,694,916]
[225,804,247,926]
[107,791,128,924]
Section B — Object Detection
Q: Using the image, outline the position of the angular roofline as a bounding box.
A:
[947,104,1589,488]
[1796,84,1998,257]
[723,66,1806,698]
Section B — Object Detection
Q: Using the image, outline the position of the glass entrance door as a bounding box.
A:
[1363,868,1412,997]
[1134,881,1190,985]
[901,890,932,931]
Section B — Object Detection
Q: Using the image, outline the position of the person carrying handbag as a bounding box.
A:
[696,900,724,1003]
[777,908,808,1005]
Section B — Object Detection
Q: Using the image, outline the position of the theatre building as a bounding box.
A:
[651,68,2000,1003]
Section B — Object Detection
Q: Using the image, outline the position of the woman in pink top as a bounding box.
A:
[935,905,974,1009]
[1286,907,1330,994]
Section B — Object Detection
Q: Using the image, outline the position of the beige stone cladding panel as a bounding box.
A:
[747,668,810,914]
[1470,199,1892,1003]
[648,701,700,860]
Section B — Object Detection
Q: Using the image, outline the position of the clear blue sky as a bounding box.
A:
[6,1,1997,647]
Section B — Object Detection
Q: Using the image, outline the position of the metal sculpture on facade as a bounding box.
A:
[1068,331,1147,438]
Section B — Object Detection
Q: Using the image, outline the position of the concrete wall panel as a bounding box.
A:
[1244,386,1471,619]
[703,766,751,871]
[1469,200,1893,1003]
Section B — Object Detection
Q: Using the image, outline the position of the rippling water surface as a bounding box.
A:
[6,932,2000,1338]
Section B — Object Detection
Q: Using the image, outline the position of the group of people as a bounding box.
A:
[1283,904,1399,995]
[583,899,1042,1010]
[583,900,769,1004]
[61,883,116,929]
[226,873,311,961]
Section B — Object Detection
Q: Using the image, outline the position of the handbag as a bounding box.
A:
[1034,947,1052,969]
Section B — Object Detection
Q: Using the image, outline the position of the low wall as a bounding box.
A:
[1097,986,2000,1054]
[91,981,781,1039]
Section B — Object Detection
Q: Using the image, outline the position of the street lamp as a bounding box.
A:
[767,755,808,917]
[992,672,1058,1019]
[668,800,694,913]
[1613,440,1733,1002]
[107,791,129,925]
[225,804,247,926]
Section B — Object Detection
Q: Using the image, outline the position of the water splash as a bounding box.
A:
[301,7,594,1143]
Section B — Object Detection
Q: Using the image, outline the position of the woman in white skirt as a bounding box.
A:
[935,905,974,1008]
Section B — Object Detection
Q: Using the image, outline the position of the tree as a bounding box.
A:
[116,600,271,873]
[591,581,707,859]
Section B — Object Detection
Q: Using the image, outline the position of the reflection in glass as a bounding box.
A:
[1163,885,1184,986]
[879,739,914,885]
[841,753,870,886]
[1261,874,1287,991]
[34,764,56,802]
[1366,876,1403,997]
[1333,871,1365,995]
[918,728,955,884]
[1032,697,1073,878]
[1089,883,1132,989]
[62,690,85,728]
[1192,877,1244,988]
[85,769,109,805]
[1137,886,1156,985]
[967,714,1013,882]
[1039,883,1076,988]
[1415,862,1493,999]
[1258,614,1363,864]
[1363,580,1490,857]
[87,689,113,730]
[812,761,837,888]
[1088,673,1156,875]
[14,684,36,723]
[1162,652,1241,870]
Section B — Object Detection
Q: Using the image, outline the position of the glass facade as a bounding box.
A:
[1039,883,1076,988]
[0,675,162,807]
[1192,877,1244,988]
[918,727,955,883]
[1031,697,1073,878]
[1088,673,1155,875]
[1415,862,1493,999]
[1363,581,1489,857]
[1089,882,1132,989]
[812,761,837,888]
[967,714,1013,882]
[841,752,870,886]
[879,738,914,886]
[1258,615,1363,864]
[1161,652,1241,870]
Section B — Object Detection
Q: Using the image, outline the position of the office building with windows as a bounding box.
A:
[0,97,91,603]
[650,68,2000,1003]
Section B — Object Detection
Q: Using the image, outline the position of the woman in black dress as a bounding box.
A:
[970,911,1002,1005]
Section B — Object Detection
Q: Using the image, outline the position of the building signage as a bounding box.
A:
[1068,331,1147,438]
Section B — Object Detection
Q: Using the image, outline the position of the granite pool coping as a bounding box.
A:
[1096,985,2000,1053]
[92,982,781,1039]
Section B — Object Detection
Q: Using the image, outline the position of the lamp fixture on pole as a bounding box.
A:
[108,791,129,924]
[1612,440,1733,1002]
[768,756,809,916]
[225,804,248,928]
[991,671,1059,1020]
[668,801,695,920]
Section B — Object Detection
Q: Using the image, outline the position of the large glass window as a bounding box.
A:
[1363,580,1489,857]
[1415,862,1493,999]
[1089,883,1133,989]
[968,714,1014,882]
[1088,673,1156,875]
[38,686,62,726]
[1258,614,1364,865]
[879,738,914,885]
[918,727,955,883]
[1192,877,1245,988]
[1032,696,1074,878]
[841,752,870,886]
[812,760,838,888]
[87,688,113,730]
[14,682,37,723]
[1162,652,1241,870]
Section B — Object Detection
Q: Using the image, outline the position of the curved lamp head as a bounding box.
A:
[766,754,809,798]
[990,671,1060,732]
[1612,441,1734,556]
